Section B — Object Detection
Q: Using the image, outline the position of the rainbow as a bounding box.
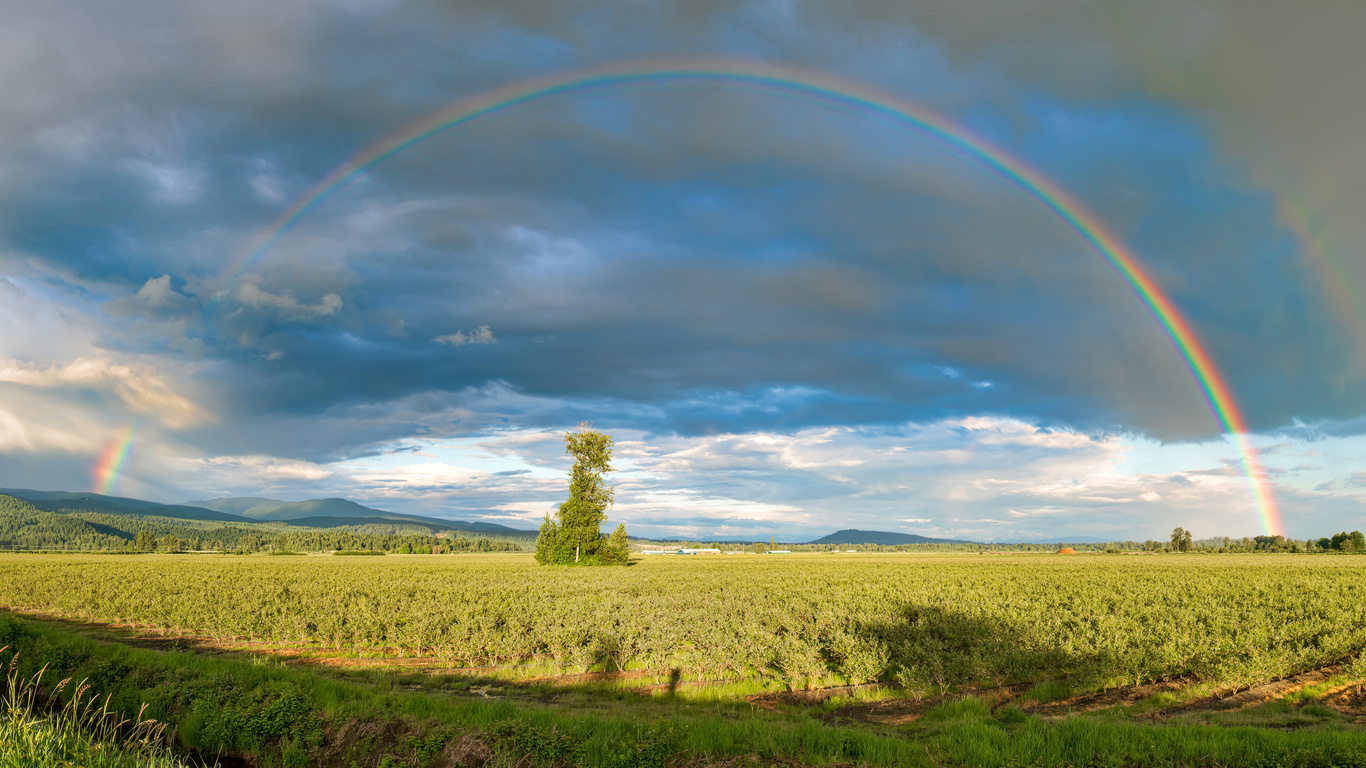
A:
[222,58,1283,536]
[93,423,137,496]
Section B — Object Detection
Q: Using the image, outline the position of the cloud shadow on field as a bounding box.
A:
[849,603,1105,698]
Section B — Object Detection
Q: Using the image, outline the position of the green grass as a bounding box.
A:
[1019,679,1073,704]
[923,714,1366,768]
[0,654,189,767]
[4,613,1366,767]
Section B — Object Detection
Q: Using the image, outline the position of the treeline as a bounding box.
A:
[266,530,519,554]
[647,534,1366,555]
[642,540,1138,554]
[0,495,519,554]
[1164,528,1366,554]
[121,527,519,554]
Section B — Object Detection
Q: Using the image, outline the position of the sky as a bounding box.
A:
[2,0,1365,542]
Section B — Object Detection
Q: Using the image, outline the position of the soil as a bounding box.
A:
[1018,678,1191,717]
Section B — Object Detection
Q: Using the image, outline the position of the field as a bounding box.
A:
[4,552,1366,767]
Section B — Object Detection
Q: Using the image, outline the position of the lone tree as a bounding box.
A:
[1170,527,1193,552]
[535,425,630,566]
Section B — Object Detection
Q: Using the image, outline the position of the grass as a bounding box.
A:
[0,650,189,767]
[923,715,1366,768]
[1019,679,1073,704]
[3,613,1366,767]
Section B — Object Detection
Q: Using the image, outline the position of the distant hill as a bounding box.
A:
[0,488,248,523]
[185,497,286,516]
[0,489,535,552]
[279,515,448,531]
[0,494,130,549]
[188,496,416,522]
[185,495,538,540]
[807,529,978,546]
[279,515,536,540]
[251,498,383,521]
[0,491,262,551]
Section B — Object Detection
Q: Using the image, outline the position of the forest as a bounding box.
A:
[0,494,520,554]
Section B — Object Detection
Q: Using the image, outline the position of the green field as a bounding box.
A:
[3,552,1366,766]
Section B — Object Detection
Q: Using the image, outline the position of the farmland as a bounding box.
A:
[5,552,1366,766]
[6,552,1366,694]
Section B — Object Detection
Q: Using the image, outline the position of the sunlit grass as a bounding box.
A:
[1019,679,1072,703]
[0,649,191,768]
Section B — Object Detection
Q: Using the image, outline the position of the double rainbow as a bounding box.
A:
[220,58,1282,536]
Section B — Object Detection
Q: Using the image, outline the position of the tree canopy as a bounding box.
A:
[535,427,629,566]
[1170,527,1193,552]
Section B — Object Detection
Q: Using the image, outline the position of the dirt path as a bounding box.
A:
[1148,667,1341,717]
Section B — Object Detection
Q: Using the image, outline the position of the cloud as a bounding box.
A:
[3,0,1366,541]
[0,410,36,452]
[170,454,339,491]
[236,279,342,319]
[434,325,495,347]
[0,355,205,428]
[135,274,189,308]
[2,0,1314,443]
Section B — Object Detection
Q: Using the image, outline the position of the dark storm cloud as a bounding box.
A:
[184,86,1324,445]
[0,0,1359,474]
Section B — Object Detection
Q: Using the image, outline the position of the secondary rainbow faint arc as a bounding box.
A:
[222,57,1283,536]
[94,423,138,496]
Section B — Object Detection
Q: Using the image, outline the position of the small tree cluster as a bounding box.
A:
[1318,531,1366,552]
[535,426,630,566]
[1170,527,1193,552]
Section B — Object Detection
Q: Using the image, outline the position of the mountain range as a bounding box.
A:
[1,488,248,523]
[0,488,536,540]
[184,496,535,535]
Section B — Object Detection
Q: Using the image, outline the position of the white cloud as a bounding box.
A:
[236,279,341,319]
[434,325,495,346]
[0,354,206,428]
[614,488,804,523]
[136,274,178,307]
[171,454,337,489]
